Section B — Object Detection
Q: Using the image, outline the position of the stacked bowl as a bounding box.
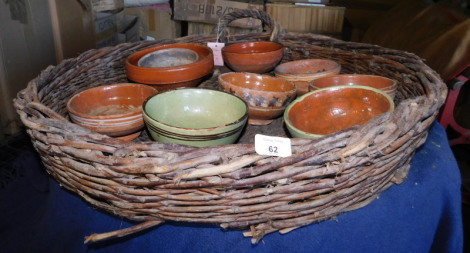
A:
[66,83,158,141]
[274,59,341,96]
[309,74,398,99]
[218,72,297,125]
[126,43,214,91]
[284,85,394,139]
[143,88,248,147]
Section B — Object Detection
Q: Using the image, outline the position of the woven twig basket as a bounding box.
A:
[14,10,447,244]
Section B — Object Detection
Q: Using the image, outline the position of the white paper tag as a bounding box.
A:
[255,134,292,157]
[207,42,225,66]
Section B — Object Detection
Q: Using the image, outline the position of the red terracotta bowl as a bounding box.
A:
[284,85,394,139]
[222,41,284,73]
[274,59,341,96]
[126,43,214,91]
[309,74,398,99]
[66,83,158,140]
[218,72,297,125]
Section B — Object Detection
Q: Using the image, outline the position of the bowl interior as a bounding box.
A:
[144,89,247,129]
[275,59,340,75]
[287,86,393,136]
[137,48,199,68]
[219,73,296,93]
[67,84,157,118]
[127,43,212,69]
[223,41,283,54]
[312,74,397,90]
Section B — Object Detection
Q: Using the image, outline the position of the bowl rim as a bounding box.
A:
[222,41,284,55]
[137,47,200,68]
[274,58,341,76]
[66,83,157,120]
[284,85,395,138]
[126,43,213,71]
[143,87,249,131]
[310,74,398,88]
[218,72,297,95]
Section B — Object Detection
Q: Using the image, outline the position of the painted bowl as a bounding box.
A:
[126,43,214,91]
[218,72,297,125]
[143,88,248,147]
[274,59,341,96]
[309,74,398,99]
[66,83,158,141]
[222,41,284,73]
[284,85,394,139]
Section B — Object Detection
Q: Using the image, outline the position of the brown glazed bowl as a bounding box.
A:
[222,41,284,73]
[310,74,398,99]
[126,43,214,91]
[66,83,158,141]
[218,72,297,125]
[284,85,394,139]
[274,59,341,96]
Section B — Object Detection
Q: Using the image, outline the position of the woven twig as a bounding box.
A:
[14,10,446,244]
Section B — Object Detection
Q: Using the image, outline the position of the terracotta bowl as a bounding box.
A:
[218,72,297,125]
[310,74,398,99]
[67,83,158,141]
[274,59,341,96]
[126,43,214,91]
[143,88,248,147]
[284,85,394,139]
[222,41,284,73]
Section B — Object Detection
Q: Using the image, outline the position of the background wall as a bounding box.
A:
[0,0,96,138]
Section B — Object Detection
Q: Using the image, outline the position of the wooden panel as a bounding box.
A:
[266,3,345,34]
[48,0,96,62]
[0,0,56,134]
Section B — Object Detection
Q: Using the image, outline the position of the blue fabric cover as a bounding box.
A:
[0,122,463,253]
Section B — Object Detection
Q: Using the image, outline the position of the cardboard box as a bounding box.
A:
[92,0,124,12]
[118,14,140,43]
[94,11,119,48]
[187,21,262,36]
[125,5,182,41]
[173,0,263,29]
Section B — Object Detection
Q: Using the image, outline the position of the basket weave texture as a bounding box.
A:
[14,10,447,244]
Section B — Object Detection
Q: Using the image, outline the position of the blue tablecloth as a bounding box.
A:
[0,122,463,253]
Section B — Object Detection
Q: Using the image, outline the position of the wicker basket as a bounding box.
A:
[13,10,447,244]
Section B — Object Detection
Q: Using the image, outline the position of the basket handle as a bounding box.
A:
[212,9,282,43]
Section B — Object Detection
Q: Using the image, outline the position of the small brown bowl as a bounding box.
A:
[66,83,158,141]
[274,59,341,96]
[126,43,214,91]
[284,85,394,139]
[218,72,297,125]
[309,74,398,99]
[222,41,284,73]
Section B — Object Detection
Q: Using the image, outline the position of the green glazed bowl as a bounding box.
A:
[284,85,394,139]
[143,88,248,147]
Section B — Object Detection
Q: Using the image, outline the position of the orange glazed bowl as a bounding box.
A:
[66,83,158,141]
[218,72,297,125]
[309,74,398,99]
[222,41,283,73]
[274,59,341,96]
[284,85,394,139]
[125,43,214,91]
